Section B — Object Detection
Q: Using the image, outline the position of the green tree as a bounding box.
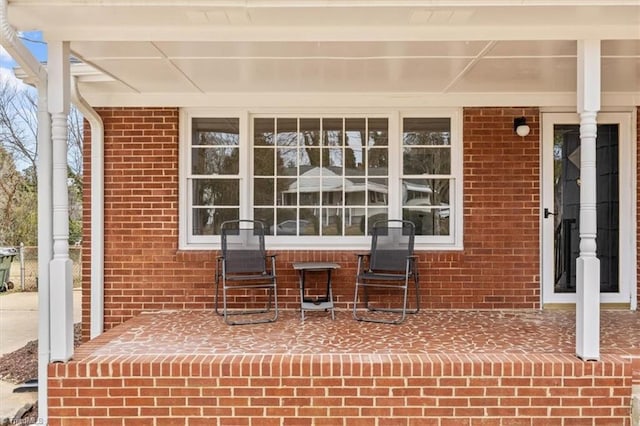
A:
[0,147,36,245]
[0,74,83,246]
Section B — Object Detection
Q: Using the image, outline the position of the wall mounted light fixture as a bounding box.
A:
[514,117,530,137]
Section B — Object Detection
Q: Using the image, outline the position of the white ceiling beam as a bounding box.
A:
[150,42,207,94]
[442,41,496,93]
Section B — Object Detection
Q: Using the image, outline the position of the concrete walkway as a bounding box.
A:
[0,289,81,420]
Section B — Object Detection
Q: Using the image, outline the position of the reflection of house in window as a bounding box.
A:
[402,181,432,205]
[281,167,387,226]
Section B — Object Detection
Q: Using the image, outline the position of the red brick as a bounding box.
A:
[82,107,546,339]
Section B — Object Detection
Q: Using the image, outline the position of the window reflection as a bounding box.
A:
[192,118,239,146]
[255,116,390,236]
[191,118,240,236]
[192,147,239,175]
[402,117,452,236]
[188,114,457,240]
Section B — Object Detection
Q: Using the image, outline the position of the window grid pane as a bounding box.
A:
[255,116,389,236]
[190,118,240,236]
[402,117,452,236]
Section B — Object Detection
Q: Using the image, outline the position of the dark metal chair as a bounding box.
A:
[353,219,419,324]
[215,220,278,325]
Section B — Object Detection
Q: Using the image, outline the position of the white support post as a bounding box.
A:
[575,40,601,361]
[36,82,52,423]
[48,41,74,362]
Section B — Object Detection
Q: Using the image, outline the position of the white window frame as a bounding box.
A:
[179,108,463,251]
[400,111,463,248]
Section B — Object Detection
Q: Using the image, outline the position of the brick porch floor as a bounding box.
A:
[50,309,639,425]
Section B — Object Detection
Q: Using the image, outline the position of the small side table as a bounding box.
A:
[292,262,341,320]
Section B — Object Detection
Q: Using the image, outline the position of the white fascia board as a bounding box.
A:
[82,91,640,109]
[10,0,640,6]
[43,24,640,43]
[82,91,579,108]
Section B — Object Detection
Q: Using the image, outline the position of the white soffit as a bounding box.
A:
[69,39,639,95]
[450,57,577,92]
[87,58,200,92]
[602,58,640,92]
[169,57,474,92]
[6,1,639,104]
[602,39,640,55]
[152,40,488,58]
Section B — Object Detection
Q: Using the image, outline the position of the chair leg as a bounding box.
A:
[214,272,222,316]
[353,282,407,325]
[221,282,278,325]
[271,284,278,321]
[409,272,420,314]
[353,273,420,324]
[352,280,361,321]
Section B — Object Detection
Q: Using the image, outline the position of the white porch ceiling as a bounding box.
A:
[6,1,640,106]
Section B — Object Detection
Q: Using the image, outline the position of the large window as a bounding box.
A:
[181,110,462,249]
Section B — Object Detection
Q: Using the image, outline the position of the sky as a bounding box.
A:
[0,31,47,88]
[1,32,48,171]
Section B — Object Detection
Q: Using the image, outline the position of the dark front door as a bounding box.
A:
[552,124,619,294]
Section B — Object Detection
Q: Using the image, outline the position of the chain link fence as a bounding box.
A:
[5,245,82,291]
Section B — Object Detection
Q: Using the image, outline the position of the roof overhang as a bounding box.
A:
[6,0,640,107]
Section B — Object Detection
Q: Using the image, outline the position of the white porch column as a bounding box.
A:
[575,39,601,361]
[48,41,74,362]
[36,83,52,421]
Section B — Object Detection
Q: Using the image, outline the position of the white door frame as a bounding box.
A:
[541,112,636,306]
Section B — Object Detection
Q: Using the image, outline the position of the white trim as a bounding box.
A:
[388,112,401,220]
[239,112,251,221]
[399,109,463,248]
[42,25,640,44]
[178,108,189,249]
[11,1,639,6]
[631,108,638,311]
[184,112,244,246]
[81,92,640,110]
[541,112,636,306]
[178,107,464,250]
[620,110,637,310]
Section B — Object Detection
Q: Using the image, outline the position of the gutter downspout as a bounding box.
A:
[0,0,51,421]
[70,77,104,338]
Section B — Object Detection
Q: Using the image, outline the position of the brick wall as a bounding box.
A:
[48,353,632,425]
[82,107,541,338]
[82,108,183,339]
